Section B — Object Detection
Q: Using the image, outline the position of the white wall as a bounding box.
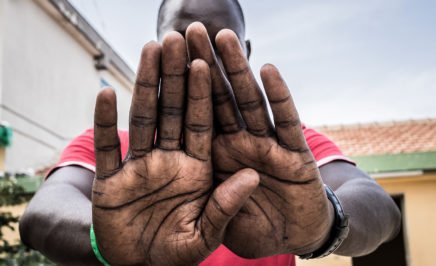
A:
[0,0,133,172]
[0,0,6,118]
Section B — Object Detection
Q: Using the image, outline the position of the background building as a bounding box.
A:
[0,1,135,260]
[298,119,436,266]
[1,1,435,265]
[0,0,135,173]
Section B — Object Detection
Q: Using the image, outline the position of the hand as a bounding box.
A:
[186,23,334,258]
[92,33,259,266]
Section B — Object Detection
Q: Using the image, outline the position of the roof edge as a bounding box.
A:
[352,151,436,174]
[35,0,135,86]
[315,118,436,131]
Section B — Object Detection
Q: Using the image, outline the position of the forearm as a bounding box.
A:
[333,178,401,256]
[20,182,100,265]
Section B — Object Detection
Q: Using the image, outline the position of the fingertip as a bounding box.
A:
[162,31,185,46]
[137,41,161,85]
[162,31,187,73]
[215,29,245,68]
[191,58,209,68]
[185,58,213,160]
[138,41,162,74]
[237,168,260,189]
[211,169,259,217]
[190,59,211,76]
[95,88,117,124]
[186,21,208,39]
[97,87,116,105]
[224,168,260,197]
[216,29,237,43]
[260,65,287,94]
[188,59,212,100]
[186,22,216,64]
[260,63,280,80]
[141,40,161,52]
[260,63,277,74]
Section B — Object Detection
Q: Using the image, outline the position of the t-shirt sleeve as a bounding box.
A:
[47,126,350,178]
[302,125,354,167]
[46,128,129,178]
[46,129,97,178]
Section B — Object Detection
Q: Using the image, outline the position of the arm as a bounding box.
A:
[320,161,401,256]
[19,166,101,265]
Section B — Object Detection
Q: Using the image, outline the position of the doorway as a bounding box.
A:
[352,195,407,266]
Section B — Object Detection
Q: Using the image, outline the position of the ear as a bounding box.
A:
[245,40,251,60]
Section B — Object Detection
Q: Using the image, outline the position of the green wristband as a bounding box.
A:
[90,225,112,266]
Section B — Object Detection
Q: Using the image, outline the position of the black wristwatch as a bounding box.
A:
[299,185,349,259]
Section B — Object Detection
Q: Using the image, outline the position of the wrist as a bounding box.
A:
[314,197,336,251]
[90,225,112,266]
[296,189,335,255]
[299,185,349,259]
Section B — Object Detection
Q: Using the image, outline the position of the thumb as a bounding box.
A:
[199,168,259,250]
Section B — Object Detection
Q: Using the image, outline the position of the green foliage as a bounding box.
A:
[0,245,55,266]
[0,178,54,265]
[0,179,27,206]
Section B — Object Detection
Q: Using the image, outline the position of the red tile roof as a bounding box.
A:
[316,119,436,157]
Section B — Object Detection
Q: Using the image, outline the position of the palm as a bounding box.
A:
[213,131,326,257]
[91,34,258,266]
[186,23,333,258]
[93,151,214,265]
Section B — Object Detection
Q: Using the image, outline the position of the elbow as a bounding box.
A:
[19,207,36,249]
[19,200,56,252]
[386,198,402,242]
[369,183,403,245]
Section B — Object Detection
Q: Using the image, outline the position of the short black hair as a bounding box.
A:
[157,0,246,28]
[233,0,246,27]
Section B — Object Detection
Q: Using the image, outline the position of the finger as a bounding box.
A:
[199,169,259,249]
[261,64,308,152]
[184,59,212,161]
[186,22,243,133]
[94,88,121,179]
[157,32,187,150]
[129,41,161,157]
[215,29,273,136]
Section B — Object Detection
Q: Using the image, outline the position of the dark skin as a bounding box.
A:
[20,33,260,266]
[158,0,400,258]
[92,33,259,265]
[185,23,333,257]
[183,22,400,258]
[20,0,401,264]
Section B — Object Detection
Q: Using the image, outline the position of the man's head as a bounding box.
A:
[157,0,251,58]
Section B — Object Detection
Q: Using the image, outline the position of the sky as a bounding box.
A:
[70,0,436,126]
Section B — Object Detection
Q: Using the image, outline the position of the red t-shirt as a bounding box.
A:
[49,126,352,266]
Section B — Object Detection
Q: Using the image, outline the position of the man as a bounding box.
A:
[19,0,401,265]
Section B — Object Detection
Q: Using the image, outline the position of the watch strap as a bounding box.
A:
[299,185,349,259]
